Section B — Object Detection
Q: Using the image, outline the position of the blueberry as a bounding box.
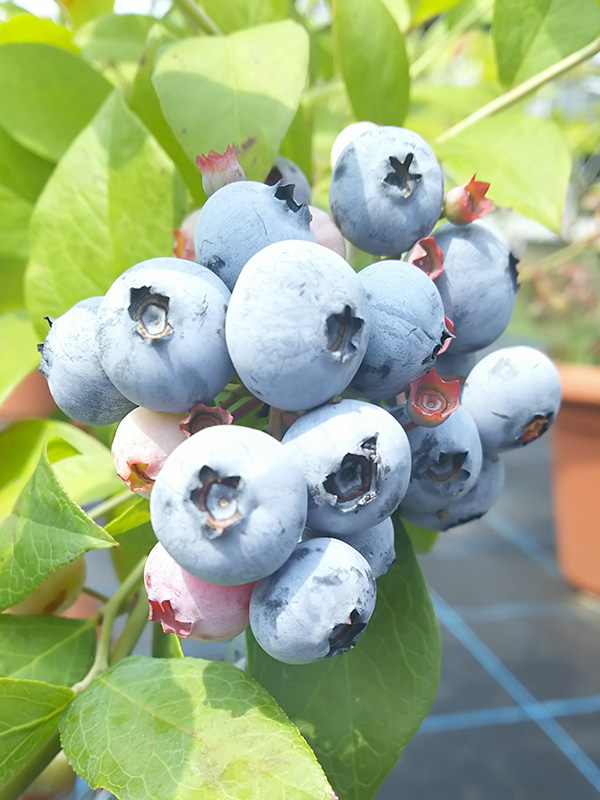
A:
[226,240,370,411]
[150,425,308,585]
[249,537,376,664]
[282,399,411,534]
[330,120,377,170]
[144,543,255,642]
[400,452,505,531]
[430,222,519,354]
[350,260,449,399]
[95,257,233,414]
[303,517,396,579]
[329,125,444,256]
[38,297,136,425]
[461,345,562,452]
[401,406,483,511]
[194,180,315,291]
[434,350,478,383]
[265,155,311,206]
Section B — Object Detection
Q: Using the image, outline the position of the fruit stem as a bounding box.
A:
[436,34,600,143]
[219,384,248,409]
[109,590,149,665]
[0,731,62,800]
[87,489,132,521]
[171,0,223,35]
[72,557,146,694]
[232,397,263,422]
[82,586,110,603]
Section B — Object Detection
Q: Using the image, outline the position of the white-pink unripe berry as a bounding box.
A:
[309,206,346,259]
[173,209,201,261]
[144,542,255,641]
[111,407,187,494]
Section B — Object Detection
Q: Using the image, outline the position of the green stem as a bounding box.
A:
[82,586,110,603]
[171,0,223,35]
[109,590,149,665]
[436,34,600,143]
[87,489,132,521]
[410,0,493,78]
[219,384,248,409]
[0,731,61,800]
[72,557,146,694]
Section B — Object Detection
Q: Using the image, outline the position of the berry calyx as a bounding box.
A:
[406,368,460,427]
[196,143,246,196]
[407,237,444,280]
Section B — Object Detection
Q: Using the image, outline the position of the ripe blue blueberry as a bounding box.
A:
[265,155,311,206]
[429,222,519,354]
[400,406,483,511]
[461,345,561,452]
[303,516,396,579]
[350,260,449,399]
[329,125,444,256]
[400,452,505,531]
[95,257,233,414]
[250,537,376,664]
[150,425,308,586]
[283,399,411,534]
[226,240,370,411]
[194,180,315,291]
[38,297,136,425]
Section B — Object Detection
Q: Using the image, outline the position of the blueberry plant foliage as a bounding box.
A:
[0,1,598,799]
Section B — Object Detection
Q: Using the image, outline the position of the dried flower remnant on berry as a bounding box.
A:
[196,144,246,196]
[444,174,494,225]
[407,368,460,427]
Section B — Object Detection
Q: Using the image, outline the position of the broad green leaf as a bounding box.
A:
[198,0,288,33]
[61,656,335,800]
[0,419,123,517]
[0,184,31,262]
[0,125,54,204]
[0,679,74,787]
[152,624,183,659]
[333,0,409,126]
[0,309,40,407]
[0,438,115,611]
[436,110,572,231]
[0,14,77,51]
[75,13,155,86]
[247,521,441,800]
[25,89,186,336]
[58,0,114,30]
[104,495,150,536]
[111,520,156,582]
[0,615,95,685]
[278,101,313,185]
[401,516,439,553]
[410,0,464,24]
[152,20,310,181]
[0,43,111,161]
[0,257,26,312]
[404,81,498,142]
[128,22,204,204]
[493,0,600,86]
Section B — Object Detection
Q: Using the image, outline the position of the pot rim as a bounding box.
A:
[556,362,600,405]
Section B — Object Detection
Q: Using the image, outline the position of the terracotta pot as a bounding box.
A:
[551,363,600,595]
[0,368,55,422]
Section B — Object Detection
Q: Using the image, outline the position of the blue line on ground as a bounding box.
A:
[433,590,600,793]
[421,694,600,734]
[484,510,561,579]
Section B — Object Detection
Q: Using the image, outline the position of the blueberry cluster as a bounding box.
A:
[38,123,561,665]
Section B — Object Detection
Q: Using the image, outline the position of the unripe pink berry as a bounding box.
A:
[111,407,187,494]
[308,206,346,258]
[144,543,255,641]
[173,209,200,261]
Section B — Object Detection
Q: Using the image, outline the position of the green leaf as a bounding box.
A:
[0,125,54,204]
[0,615,96,685]
[61,656,335,800]
[75,13,155,86]
[0,258,26,312]
[493,0,600,86]
[0,419,123,518]
[401,516,439,553]
[247,521,441,800]
[0,43,111,161]
[0,438,115,612]
[410,0,464,24]
[404,81,498,143]
[333,0,409,126]
[59,0,114,30]
[0,14,77,51]
[111,521,156,582]
[128,22,204,204]
[198,0,288,33]
[152,20,310,181]
[437,110,572,231]
[0,184,31,262]
[0,309,40,407]
[24,89,185,337]
[104,495,150,536]
[152,624,183,659]
[0,679,74,787]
